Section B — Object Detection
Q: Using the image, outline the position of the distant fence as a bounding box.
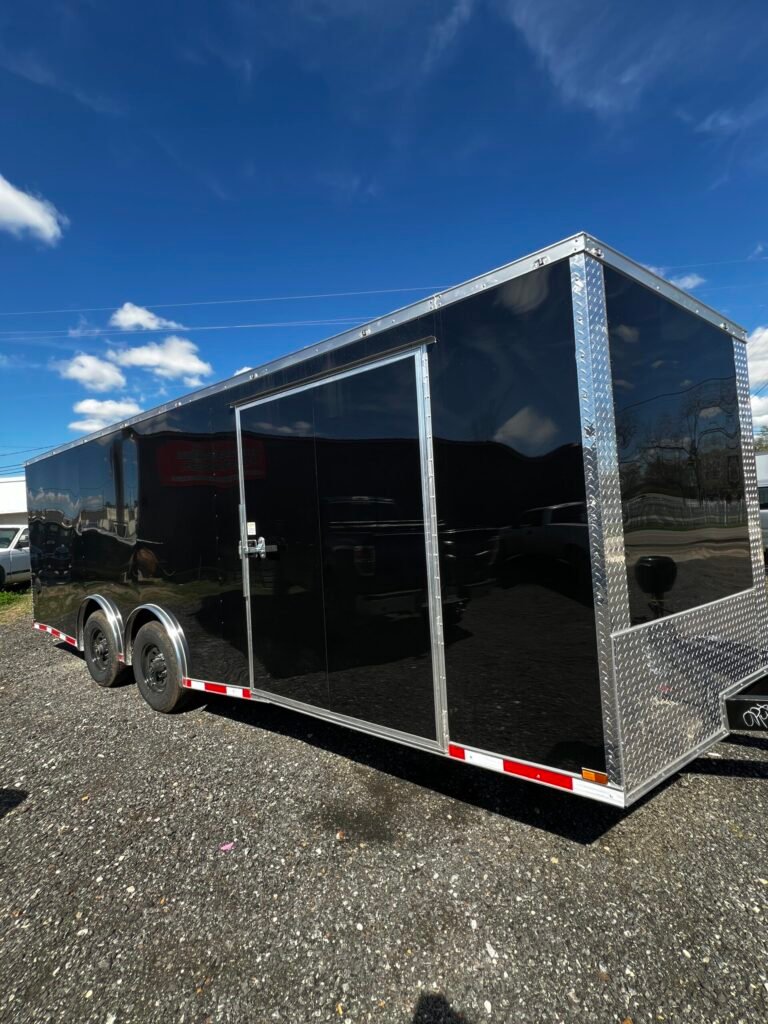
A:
[623,493,747,532]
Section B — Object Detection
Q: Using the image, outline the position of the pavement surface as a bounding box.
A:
[0,594,766,1024]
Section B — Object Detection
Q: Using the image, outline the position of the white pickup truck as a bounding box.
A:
[0,524,31,588]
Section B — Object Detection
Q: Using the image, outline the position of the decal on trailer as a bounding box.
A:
[33,621,78,648]
[742,703,768,728]
[447,743,625,806]
[182,677,253,700]
[156,438,265,486]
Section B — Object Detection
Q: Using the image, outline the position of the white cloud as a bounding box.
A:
[644,265,704,291]
[55,353,126,392]
[749,326,768,426]
[109,302,183,331]
[696,93,768,137]
[68,316,99,338]
[68,398,142,433]
[500,3,759,125]
[500,1,686,115]
[234,365,253,375]
[493,404,558,455]
[0,48,121,115]
[750,242,765,260]
[0,173,68,245]
[254,419,312,436]
[615,324,640,344]
[108,335,213,386]
[751,393,768,430]
[422,0,475,75]
[669,272,705,291]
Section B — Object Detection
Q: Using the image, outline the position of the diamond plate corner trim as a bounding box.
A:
[570,253,631,788]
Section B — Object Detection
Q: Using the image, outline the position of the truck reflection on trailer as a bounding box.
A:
[25,234,768,810]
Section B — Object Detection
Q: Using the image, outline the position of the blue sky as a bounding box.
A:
[2,0,768,474]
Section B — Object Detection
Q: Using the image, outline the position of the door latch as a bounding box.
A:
[239,536,267,559]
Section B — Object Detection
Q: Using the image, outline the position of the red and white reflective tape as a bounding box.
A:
[33,621,78,648]
[447,743,624,806]
[182,677,252,701]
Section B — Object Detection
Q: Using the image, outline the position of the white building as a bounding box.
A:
[0,475,27,526]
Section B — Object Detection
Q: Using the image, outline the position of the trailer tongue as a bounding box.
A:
[25,233,768,810]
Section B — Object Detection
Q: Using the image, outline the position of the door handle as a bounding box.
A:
[240,536,270,558]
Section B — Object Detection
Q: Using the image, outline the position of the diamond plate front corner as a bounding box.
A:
[571,253,630,789]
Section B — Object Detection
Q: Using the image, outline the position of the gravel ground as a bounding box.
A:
[0,595,766,1024]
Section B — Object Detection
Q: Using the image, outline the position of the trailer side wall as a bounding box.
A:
[27,261,607,775]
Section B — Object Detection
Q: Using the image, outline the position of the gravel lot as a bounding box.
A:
[1,594,766,1024]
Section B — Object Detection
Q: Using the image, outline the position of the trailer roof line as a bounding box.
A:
[26,231,746,466]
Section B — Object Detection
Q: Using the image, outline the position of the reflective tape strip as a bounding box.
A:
[33,621,78,647]
[448,742,573,788]
[446,742,625,806]
[502,759,573,791]
[182,678,252,701]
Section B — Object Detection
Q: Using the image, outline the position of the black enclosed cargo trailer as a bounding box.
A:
[25,234,768,807]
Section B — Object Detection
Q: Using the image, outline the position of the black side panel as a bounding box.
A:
[430,262,605,773]
[27,446,86,637]
[126,396,239,684]
[313,358,435,738]
[238,356,436,739]
[240,390,329,706]
[604,266,752,623]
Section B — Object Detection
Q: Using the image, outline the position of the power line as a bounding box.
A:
[750,377,768,400]
[1,258,766,319]
[0,285,444,319]
[663,256,768,270]
[0,445,55,456]
[0,316,368,342]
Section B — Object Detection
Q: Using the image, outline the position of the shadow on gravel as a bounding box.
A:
[55,642,84,661]
[201,698,630,844]
[412,993,471,1023]
[684,757,767,779]
[721,732,768,753]
[0,788,27,821]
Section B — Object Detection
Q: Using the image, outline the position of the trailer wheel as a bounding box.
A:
[83,610,125,688]
[132,621,187,713]
[0,567,5,590]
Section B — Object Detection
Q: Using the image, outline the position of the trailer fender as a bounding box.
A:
[77,595,124,660]
[123,604,190,681]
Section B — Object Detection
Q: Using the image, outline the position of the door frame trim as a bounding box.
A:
[234,344,449,750]
[415,346,449,748]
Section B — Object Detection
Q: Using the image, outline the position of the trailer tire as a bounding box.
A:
[0,567,5,590]
[83,610,125,688]
[132,621,187,713]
